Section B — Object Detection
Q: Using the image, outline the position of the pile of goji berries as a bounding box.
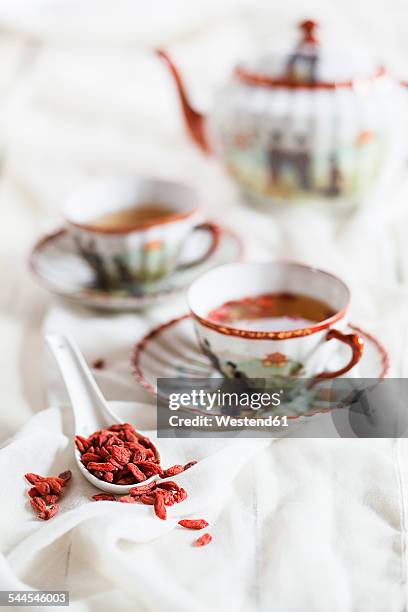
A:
[75,422,195,486]
[25,470,71,520]
[24,422,212,546]
[84,422,211,546]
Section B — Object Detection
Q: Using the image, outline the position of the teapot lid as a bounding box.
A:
[235,20,385,89]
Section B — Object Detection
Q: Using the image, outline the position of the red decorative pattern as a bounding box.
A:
[192,307,347,340]
[131,315,390,401]
[234,65,386,91]
[262,352,288,367]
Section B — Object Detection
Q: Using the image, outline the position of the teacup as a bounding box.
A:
[63,177,219,288]
[188,261,364,386]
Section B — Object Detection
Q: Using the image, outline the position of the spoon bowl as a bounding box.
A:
[45,333,161,495]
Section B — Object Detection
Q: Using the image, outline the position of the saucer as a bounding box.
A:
[131,314,390,417]
[30,225,243,311]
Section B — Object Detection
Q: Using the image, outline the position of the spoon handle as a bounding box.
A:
[45,333,120,434]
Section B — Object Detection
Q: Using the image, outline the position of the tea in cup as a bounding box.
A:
[188,261,364,385]
[63,177,219,288]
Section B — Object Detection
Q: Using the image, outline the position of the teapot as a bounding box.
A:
[158,20,405,210]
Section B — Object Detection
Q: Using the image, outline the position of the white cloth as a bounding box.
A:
[1,399,407,611]
[1,401,271,612]
[2,1,408,610]
[0,299,403,612]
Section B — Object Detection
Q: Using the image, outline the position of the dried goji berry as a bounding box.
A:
[91,494,116,502]
[184,460,198,471]
[173,488,188,503]
[129,482,157,496]
[140,494,155,505]
[96,434,108,447]
[114,469,126,481]
[127,463,147,482]
[30,497,46,514]
[81,452,101,464]
[27,487,41,498]
[86,462,116,472]
[116,476,135,485]
[51,476,66,486]
[103,472,114,483]
[161,490,176,506]
[162,465,184,478]
[144,449,155,460]
[38,504,59,521]
[194,533,212,547]
[137,461,163,477]
[132,450,147,462]
[58,470,72,483]
[178,519,209,530]
[118,496,136,504]
[110,445,132,465]
[25,473,45,485]
[75,435,89,452]
[105,436,124,448]
[143,440,160,460]
[44,495,60,505]
[126,441,145,451]
[46,479,63,495]
[124,430,139,443]
[108,458,124,470]
[156,481,179,492]
[34,481,50,496]
[154,491,167,520]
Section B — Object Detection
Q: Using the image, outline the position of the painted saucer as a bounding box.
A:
[30,225,243,311]
[131,314,390,418]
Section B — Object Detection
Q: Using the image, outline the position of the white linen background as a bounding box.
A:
[1,0,408,610]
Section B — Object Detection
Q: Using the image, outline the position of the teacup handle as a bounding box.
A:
[314,328,364,379]
[176,222,221,270]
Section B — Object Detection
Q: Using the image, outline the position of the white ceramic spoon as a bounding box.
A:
[45,333,160,495]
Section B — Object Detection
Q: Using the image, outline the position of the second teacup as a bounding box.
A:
[63,177,219,288]
[188,261,364,386]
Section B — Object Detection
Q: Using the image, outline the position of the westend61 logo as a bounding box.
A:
[168,389,282,411]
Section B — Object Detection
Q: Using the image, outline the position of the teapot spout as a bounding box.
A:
[157,49,211,154]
